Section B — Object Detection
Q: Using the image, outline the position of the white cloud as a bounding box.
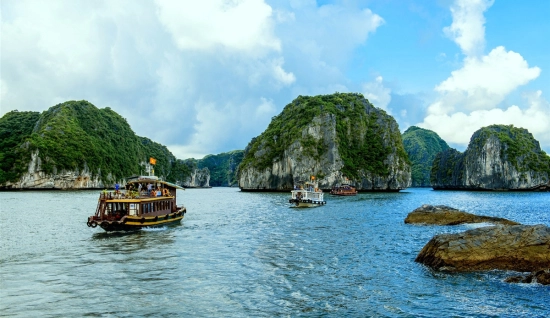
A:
[443,0,494,56]
[420,90,550,148]
[169,97,279,159]
[417,0,548,151]
[155,0,280,55]
[1,0,384,159]
[362,76,391,113]
[435,46,541,111]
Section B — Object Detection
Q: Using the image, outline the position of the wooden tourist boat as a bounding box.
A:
[86,175,186,231]
[289,180,326,208]
[330,184,357,196]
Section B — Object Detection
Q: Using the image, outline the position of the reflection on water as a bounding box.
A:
[1,188,549,317]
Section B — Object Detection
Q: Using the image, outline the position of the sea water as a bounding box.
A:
[0,188,549,317]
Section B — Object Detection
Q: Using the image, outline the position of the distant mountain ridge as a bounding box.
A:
[402,126,450,187]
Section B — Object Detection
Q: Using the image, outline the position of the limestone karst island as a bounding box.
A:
[1,93,549,192]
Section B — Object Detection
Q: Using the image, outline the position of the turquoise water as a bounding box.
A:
[1,188,549,317]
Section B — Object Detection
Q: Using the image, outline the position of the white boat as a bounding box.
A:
[289,181,326,208]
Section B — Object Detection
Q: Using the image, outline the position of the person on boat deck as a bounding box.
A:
[115,182,120,194]
[147,183,152,195]
[138,183,143,194]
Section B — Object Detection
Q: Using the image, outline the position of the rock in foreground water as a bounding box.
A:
[405,204,519,225]
[415,224,550,272]
[505,269,550,285]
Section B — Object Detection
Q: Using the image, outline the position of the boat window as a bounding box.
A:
[104,203,112,217]
[129,203,138,216]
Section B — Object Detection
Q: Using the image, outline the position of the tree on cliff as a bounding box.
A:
[402,126,450,187]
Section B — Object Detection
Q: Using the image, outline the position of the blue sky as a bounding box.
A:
[1,0,549,158]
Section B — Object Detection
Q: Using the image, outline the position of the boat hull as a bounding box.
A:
[88,209,186,232]
[330,192,357,196]
[289,199,326,208]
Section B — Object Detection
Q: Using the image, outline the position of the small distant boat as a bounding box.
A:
[330,184,357,196]
[289,181,326,207]
[86,174,186,231]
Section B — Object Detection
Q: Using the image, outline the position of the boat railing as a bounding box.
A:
[99,190,173,200]
[292,189,324,201]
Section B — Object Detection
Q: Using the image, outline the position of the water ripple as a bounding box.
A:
[1,188,549,317]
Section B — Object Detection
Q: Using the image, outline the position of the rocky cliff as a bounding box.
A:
[402,126,449,187]
[198,150,243,186]
[431,125,550,190]
[181,166,210,188]
[238,93,411,191]
[0,101,209,189]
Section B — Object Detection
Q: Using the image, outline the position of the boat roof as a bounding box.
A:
[126,176,185,190]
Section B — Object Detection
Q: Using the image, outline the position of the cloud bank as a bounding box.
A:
[418,0,549,151]
[0,0,383,159]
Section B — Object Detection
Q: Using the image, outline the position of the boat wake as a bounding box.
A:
[142,226,168,232]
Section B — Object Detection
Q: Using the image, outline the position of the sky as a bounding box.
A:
[1,0,549,159]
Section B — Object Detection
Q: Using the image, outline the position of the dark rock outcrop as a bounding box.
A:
[238,93,411,191]
[402,126,449,187]
[431,125,550,191]
[505,269,550,285]
[415,224,550,272]
[405,204,519,225]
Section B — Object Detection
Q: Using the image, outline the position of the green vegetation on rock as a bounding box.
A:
[239,92,409,180]
[402,126,450,187]
[0,111,41,184]
[430,124,550,190]
[470,125,550,174]
[198,150,243,186]
[0,101,181,186]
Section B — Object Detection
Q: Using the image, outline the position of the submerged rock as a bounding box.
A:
[404,204,519,226]
[415,224,550,272]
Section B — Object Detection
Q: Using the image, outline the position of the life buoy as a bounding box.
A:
[154,216,158,222]
[140,217,145,224]
[162,188,170,196]
[90,221,97,228]
[165,214,170,220]
[101,221,109,228]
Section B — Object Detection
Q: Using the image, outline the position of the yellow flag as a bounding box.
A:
[311,175,315,180]
[149,157,157,165]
